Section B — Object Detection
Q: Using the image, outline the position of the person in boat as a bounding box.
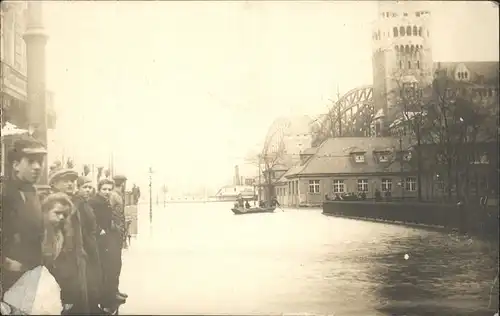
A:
[244,200,251,209]
[236,193,244,207]
[270,196,280,207]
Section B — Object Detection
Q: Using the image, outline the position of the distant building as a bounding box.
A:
[370,1,499,136]
[1,2,29,127]
[275,137,414,207]
[263,115,315,168]
[213,185,257,202]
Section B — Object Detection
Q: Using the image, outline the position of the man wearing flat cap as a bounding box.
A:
[48,164,89,314]
[1,136,47,298]
[74,176,103,314]
[108,174,128,301]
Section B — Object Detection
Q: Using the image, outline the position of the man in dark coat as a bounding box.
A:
[109,175,128,299]
[48,164,88,315]
[89,179,126,313]
[1,137,47,297]
[74,176,103,314]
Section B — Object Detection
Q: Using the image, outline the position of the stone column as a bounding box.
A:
[23,2,49,184]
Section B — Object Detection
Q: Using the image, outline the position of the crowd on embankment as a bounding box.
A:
[1,135,138,315]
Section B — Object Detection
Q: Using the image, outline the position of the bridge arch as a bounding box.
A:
[312,85,375,145]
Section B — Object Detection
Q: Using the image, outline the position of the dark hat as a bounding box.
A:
[48,164,78,185]
[113,174,127,181]
[77,176,93,187]
[9,136,47,162]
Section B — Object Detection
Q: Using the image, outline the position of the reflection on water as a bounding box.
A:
[120,202,498,315]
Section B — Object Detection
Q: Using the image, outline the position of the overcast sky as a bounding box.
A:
[42,1,499,191]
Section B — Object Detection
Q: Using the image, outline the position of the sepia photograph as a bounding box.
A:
[0,0,499,315]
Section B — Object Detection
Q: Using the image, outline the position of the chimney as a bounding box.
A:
[234,165,240,185]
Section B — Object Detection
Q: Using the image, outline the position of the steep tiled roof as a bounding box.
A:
[282,163,307,179]
[290,137,412,176]
[301,147,318,155]
[433,61,499,85]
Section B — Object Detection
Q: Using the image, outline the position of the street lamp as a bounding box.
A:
[148,167,153,230]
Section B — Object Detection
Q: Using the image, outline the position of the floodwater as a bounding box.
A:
[119,202,499,315]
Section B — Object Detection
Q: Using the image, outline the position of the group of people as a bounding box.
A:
[1,135,129,315]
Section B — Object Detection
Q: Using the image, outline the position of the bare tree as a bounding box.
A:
[388,70,436,201]
[390,68,498,202]
[260,127,286,202]
[429,70,497,202]
[310,98,344,146]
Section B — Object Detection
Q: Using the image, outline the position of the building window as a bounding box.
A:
[379,154,389,162]
[408,61,411,69]
[399,60,403,69]
[403,12,408,16]
[308,180,320,193]
[333,180,345,193]
[416,60,420,69]
[479,176,488,190]
[470,153,489,165]
[393,27,398,37]
[400,26,405,36]
[354,154,365,163]
[381,179,392,192]
[418,27,422,36]
[357,179,368,192]
[413,25,418,36]
[405,177,417,191]
[406,26,411,35]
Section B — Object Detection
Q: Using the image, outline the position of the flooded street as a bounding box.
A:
[119,202,498,315]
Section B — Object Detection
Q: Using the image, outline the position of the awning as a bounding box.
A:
[2,122,28,138]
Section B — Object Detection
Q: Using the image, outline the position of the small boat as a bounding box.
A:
[231,206,276,215]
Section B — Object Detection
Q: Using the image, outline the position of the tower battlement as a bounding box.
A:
[371,0,434,136]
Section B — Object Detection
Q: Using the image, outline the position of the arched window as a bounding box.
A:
[399,60,403,69]
[393,27,398,37]
[413,26,418,36]
[408,61,411,69]
[416,60,420,69]
[395,45,399,52]
[458,72,462,79]
[418,27,422,36]
[406,26,411,36]
[400,26,405,36]
[410,45,415,54]
[464,72,468,79]
[420,45,423,50]
[377,30,381,39]
[405,45,410,53]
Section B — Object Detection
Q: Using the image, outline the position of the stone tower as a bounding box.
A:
[370,1,433,136]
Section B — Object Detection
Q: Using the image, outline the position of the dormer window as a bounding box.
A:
[355,154,365,163]
[379,155,389,163]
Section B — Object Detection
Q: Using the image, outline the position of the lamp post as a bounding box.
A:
[148,167,153,230]
[24,2,49,184]
[258,154,262,201]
